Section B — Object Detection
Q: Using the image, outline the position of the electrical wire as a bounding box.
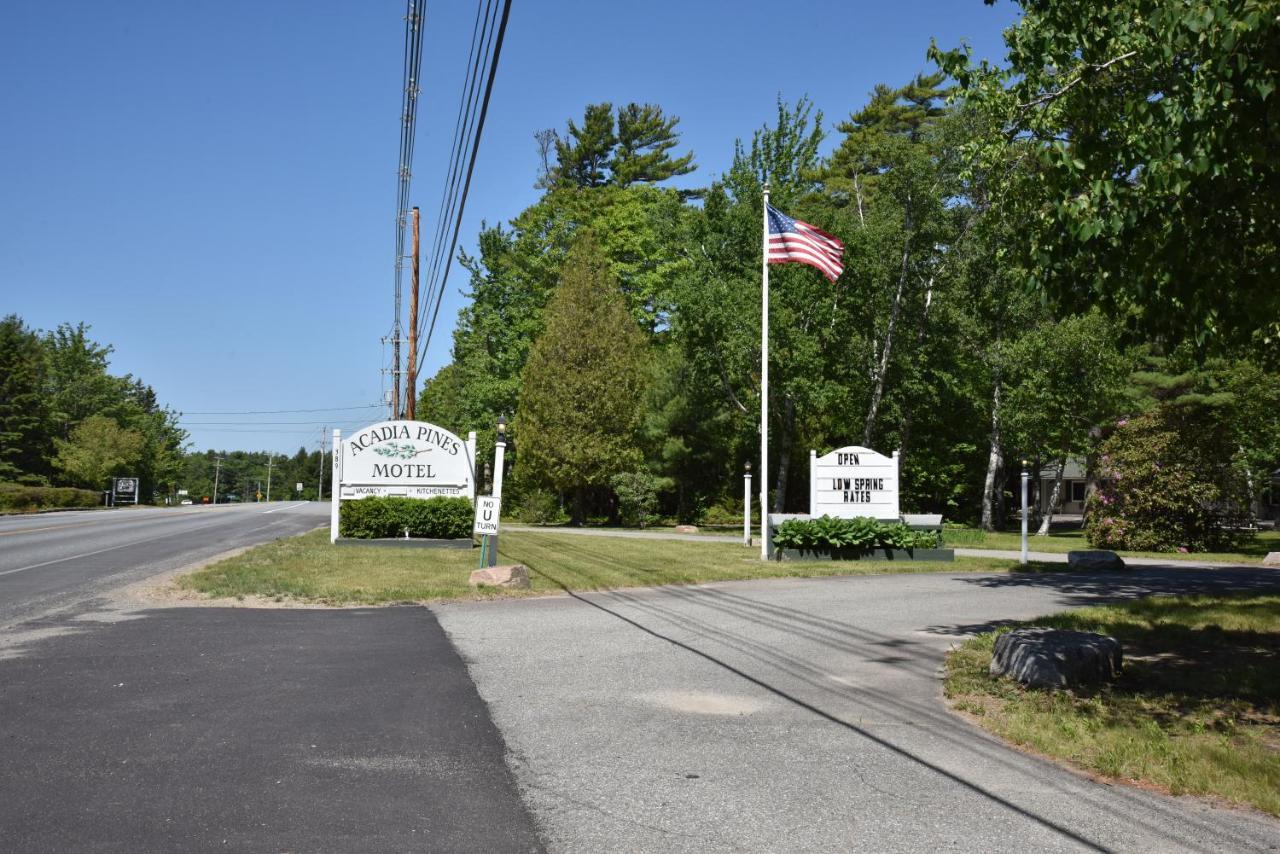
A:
[418,0,495,340]
[389,0,428,416]
[416,0,513,371]
[180,420,378,426]
[180,404,383,416]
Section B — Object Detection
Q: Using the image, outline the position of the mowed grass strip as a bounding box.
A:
[944,527,1279,564]
[179,528,1031,605]
[946,593,1280,816]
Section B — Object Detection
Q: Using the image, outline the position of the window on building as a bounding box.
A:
[1071,481,1086,503]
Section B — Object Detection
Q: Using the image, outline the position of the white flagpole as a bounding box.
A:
[760,184,770,560]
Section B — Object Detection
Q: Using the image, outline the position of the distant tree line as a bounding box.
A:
[0,315,186,501]
[178,448,329,504]
[0,316,329,505]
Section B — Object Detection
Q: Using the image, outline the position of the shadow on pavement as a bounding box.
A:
[523,559,1276,854]
[957,565,1280,609]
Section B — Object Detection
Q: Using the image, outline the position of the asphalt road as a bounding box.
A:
[437,563,1280,853]
[0,605,542,853]
[0,502,544,852]
[0,502,327,628]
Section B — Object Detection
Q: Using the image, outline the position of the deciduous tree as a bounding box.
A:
[53,415,144,490]
[933,0,1280,352]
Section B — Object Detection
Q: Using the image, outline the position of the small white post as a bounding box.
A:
[330,429,341,543]
[743,462,752,546]
[1020,460,1029,565]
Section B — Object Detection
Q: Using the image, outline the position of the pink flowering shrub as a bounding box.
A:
[1085,403,1252,552]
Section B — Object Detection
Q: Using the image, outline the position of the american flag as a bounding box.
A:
[766,204,844,282]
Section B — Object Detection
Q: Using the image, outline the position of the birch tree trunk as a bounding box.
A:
[1036,455,1068,536]
[980,374,1003,532]
[895,277,935,467]
[863,231,911,446]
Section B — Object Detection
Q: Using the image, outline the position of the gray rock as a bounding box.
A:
[1263,551,1280,568]
[1067,549,1127,571]
[673,525,699,534]
[990,628,1122,689]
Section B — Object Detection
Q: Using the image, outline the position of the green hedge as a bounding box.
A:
[338,496,473,540]
[772,515,940,550]
[0,483,101,512]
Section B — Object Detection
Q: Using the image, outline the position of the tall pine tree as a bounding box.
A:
[514,232,648,521]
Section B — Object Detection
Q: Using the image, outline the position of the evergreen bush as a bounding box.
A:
[338,496,473,540]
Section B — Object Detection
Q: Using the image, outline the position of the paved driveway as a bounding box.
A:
[0,604,542,853]
[437,565,1280,853]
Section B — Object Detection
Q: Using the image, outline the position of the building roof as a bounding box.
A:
[1038,457,1086,480]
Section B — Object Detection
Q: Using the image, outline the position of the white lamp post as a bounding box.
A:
[489,415,507,567]
[1020,459,1030,566]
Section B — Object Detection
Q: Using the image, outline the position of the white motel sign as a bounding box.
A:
[330,420,476,542]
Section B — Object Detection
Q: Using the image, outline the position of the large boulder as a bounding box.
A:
[469,564,530,590]
[674,525,699,534]
[990,628,1123,689]
[1263,552,1280,568]
[1067,549,1127,571]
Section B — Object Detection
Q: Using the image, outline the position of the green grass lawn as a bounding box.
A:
[943,526,1278,564]
[178,528,1040,605]
[946,593,1280,816]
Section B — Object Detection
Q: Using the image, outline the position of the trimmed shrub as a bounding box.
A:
[609,471,669,529]
[1085,404,1253,552]
[0,483,100,512]
[516,489,561,525]
[772,516,940,550]
[699,500,743,527]
[339,496,473,540]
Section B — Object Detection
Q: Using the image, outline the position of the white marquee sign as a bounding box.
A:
[330,420,476,542]
[809,445,900,521]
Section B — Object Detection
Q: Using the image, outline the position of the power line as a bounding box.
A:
[418,0,496,341]
[416,0,513,372]
[180,404,382,416]
[183,428,355,435]
[181,419,375,426]
[389,0,428,418]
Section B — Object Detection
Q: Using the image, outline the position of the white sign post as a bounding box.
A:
[329,420,477,543]
[809,446,900,521]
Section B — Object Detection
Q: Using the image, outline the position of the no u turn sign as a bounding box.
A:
[473,497,501,536]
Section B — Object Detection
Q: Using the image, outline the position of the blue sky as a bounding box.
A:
[1,0,1020,454]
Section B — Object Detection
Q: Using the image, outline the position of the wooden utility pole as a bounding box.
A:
[405,207,420,420]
